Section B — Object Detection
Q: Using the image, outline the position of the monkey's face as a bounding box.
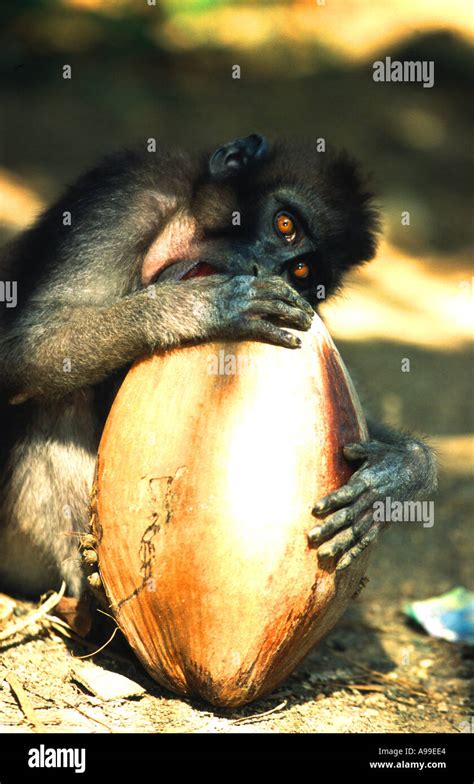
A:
[144,135,379,307]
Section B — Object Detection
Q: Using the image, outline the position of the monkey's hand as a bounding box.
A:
[204,274,314,348]
[308,437,437,571]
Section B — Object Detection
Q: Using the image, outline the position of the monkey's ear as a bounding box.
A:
[209,134,268,178]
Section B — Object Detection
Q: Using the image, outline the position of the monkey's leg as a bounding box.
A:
[0,392,97,597]
[308,421,437,571]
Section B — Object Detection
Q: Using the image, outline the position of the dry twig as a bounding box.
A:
[0,582,66,643]
[229,700,287,724]
[5,671,45,732]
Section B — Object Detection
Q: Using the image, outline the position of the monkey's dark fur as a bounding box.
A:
[0,135,437,597]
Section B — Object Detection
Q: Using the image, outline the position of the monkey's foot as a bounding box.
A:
[308,439,431,571]
[79,532,108,608]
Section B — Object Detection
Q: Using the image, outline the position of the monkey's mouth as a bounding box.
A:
[151,259,220,284]
[180,262,219,280]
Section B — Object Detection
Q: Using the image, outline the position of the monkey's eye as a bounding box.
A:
[290,259,310,282]
[274,211,297,242]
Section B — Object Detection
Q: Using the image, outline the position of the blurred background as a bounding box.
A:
[0,0,472,732]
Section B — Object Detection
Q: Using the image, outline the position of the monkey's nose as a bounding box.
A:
[250,260,273,278]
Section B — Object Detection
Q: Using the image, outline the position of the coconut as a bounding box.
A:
[92,314,370,706]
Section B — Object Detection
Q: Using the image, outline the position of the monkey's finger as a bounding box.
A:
[343,442,393,461]
[236,319,302,349]
[308,506,354,543]
[316,511,375,559]
[335,524,380,572]
[252,278,314,316]
[309,490,377,543]
[312,476,368,515]
[245,300,313,330]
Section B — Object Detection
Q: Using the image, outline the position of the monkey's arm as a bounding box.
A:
[0,145,314,403]
[0,275,312,402]
[308,419,438,570]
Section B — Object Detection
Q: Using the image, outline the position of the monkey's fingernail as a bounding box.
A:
[343,444,365,459]
[308,526,322,542]
[87,573,102,590]
[318,542,336,558]
[336,554,352,571]
[83,549,98,565]
[313,501,326,514]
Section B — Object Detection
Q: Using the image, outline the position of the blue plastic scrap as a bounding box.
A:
[404,586,474,645]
